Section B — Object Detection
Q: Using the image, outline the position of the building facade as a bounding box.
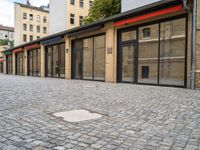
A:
[49,0,93,34]
[121,0,161,12]
[14,2,49,46]
[0,25,14,73]
[2,0,200,89]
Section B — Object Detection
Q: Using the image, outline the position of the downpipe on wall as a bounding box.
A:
[190,0,197,90]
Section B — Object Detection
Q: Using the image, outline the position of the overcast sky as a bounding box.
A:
[0,0,49,27]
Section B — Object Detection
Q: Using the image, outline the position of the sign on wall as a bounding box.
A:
[107,47,112,54]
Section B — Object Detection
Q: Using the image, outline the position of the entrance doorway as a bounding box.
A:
[45,43,65,78]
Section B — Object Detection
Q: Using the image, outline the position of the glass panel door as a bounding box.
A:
[53,45,59,77]
[59,43,65,78]
[47,47,52,77]
[122,44,135,83]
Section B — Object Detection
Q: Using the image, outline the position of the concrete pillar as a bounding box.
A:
[40,45,45,77]
[105,25,117,82]
[13,53,16,75]
[3,54,6,74]
[65,36,71,79]
[24,50,28,76]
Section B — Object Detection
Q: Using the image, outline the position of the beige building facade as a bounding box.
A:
[49,0,93,34]
[14,3,49,46]
[2,0,200,89]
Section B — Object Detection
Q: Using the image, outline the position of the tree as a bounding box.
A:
[83,0,121,24]
[0,39,9,46]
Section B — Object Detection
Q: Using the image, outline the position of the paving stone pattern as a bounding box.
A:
[0,74,200,150]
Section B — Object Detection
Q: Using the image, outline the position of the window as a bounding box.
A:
[37,36,40,39]
[30,24,33,32]
[143,28,151,38]
[79,16,83,25]
[159,18,186,86]
[43,27,47,33]
[30,35,33,42]
[138,24,159,84]
[43,16,47,23]
[70,0,75,5]
[37,26,40,33]
[23,24,27,31]
[30,14,33,20]
[70,14,75,24]
[79,0,84,7]
[23,34,27,42]
[89,0,93,8]
[23,12,27,19]
[37,15,40,22]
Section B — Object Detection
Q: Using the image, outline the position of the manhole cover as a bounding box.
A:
[53,109,102,122]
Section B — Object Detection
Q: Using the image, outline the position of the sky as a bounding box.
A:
[0,0,49,27]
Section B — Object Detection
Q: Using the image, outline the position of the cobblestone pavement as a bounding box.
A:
[0,74,200,150]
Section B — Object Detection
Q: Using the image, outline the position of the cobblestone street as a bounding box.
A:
[0,74,200,150]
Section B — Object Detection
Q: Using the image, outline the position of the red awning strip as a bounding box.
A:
[113,4,183,27]
[25,44,40,50]
[0,59,4,62]
[13,48,24,53]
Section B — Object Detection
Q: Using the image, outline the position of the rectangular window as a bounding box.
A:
[30,35,33,42]
[70,13,75,24]
[37,26,40,33]
[72,34,105,81]
[79,16,83,25]
[23,23,27,31]
[159,18,186,86]
[37,15,40,22]
[43,16,47,23]
[89,0,93,8]
[23,12,27,19]
[43,27,47,33]
[30,14,33,20]
[70,0,75,5]
[23,34,27,42]
[30,24,33,32]
[80,0,84,8]
[138,24,159,84]
[37,36,40,39]
[94,35,105,80]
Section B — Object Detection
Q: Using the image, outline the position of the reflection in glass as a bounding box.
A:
[159,18,185,86]
[138,24,159,84]
[94,35,105,80]
[83,38,93,79]
[122,44,135,82]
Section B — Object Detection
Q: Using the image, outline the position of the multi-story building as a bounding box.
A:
[121,0,161,12]
[14,2,49,46]
[0,25,14,73]
[49,0,93,34]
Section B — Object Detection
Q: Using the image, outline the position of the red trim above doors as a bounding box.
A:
[25,44,40,50]
[113,4,183,27]
[13,48,24,53]
[0,59,4,62]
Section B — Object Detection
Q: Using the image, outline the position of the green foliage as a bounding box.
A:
[83,0,121,24]
[0,39,9,46]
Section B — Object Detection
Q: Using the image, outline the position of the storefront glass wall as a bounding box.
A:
[45,43,65,78]
[72,34,105,81]
[28,49,41,76]
[16,52,24,75]
[0,63,3,73]
[118,16,186,87]
[6,55,13,74]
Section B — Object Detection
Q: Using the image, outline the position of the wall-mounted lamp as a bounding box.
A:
[66,49,68,53]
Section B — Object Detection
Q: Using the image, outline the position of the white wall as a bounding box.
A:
[0,30,14,41]
[121,0,161,12]
[49,0,67,34]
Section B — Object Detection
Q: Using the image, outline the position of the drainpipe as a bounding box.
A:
[191,0,197,90]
